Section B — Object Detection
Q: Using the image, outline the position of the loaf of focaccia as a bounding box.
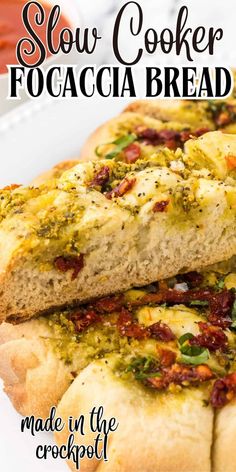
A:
[0,131,235,322]
[0,268,236,471]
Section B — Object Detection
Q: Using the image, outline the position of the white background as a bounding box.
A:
[1,1,236,471]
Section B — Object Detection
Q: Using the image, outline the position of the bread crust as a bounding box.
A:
[80,120,114,161]
[55,360,213,472]
[213,399,236,472]
[31,160,80,186]
[0,321,72,418]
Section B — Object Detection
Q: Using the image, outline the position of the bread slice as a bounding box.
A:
[124,98,236,133]
[0,131,235,322]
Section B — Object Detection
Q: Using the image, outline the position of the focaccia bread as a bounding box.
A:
[0,132,236,322]
[50,269,236,472]
[124,98,236,134]
[1,268,236,471]
[80,111,212,161]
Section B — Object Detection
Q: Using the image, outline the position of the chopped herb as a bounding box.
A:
[126,356,160,380]
[231,300,236,329]
[178,333,210,365]
[180,349,210,365]
[96,134,137,160]
[179,333,194,345]
[215,278,225,290]
[189,300,209,307]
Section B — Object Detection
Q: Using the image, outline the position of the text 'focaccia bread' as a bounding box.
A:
[1,268,236,471]
[0,131,235,322]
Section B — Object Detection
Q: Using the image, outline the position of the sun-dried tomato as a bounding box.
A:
[132,288,197,306]
[157,130,181,150]
[210,373,236,408]
[54,254,84,281]
[123,143,141,164]
[131,287,234,328]
[186,127,210,139]
[190,322,228,352]
[106,178,136,200]
[146,376,165,389]
[153,200,169,213]
[158,349,177,368]
[181,271,203,288]
[89,166,110,189]
[147,363,213,390]
[165,363,213,384]
[136,127,160,143]
[225,155,236,170]
[136,127,210,150]
[92,294,125,313]
[136,127,180,149]
[148,321,176,341]
[117,309,147,339]
[70,310,100,332]
[208,290,235,328]
[216,111,232,127]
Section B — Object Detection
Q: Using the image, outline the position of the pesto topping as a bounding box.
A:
[40,268,236,408]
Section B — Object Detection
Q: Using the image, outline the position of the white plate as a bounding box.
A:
[0,96,130,187]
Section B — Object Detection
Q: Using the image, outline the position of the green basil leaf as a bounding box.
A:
[178,333,194,345]
[180,344,205,356]
[215,278,225,290]
[103,134,137,160]
[135,371,161,380]
[231,300,236,329]
[178,333,210,364]
[232,299,236,317]
[180,349,210,365]
[189,300,209,307]
[126,355,160,380]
